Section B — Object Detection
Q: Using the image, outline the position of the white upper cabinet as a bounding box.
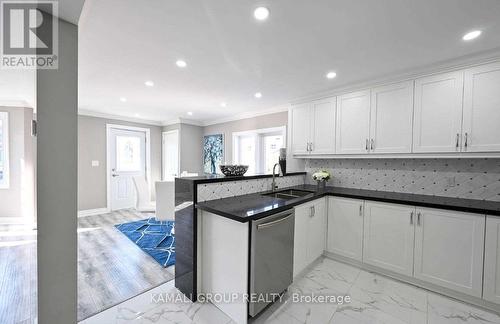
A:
[413,71,464,153]
[336,90,371,154]
[327,197,364,261]
[311,98,336,154]
[369,81,414,153]
[484,216,500,304]
[463,62,500,152]
[363,201,415,276]
[413,208,485,297]
[290,102,311,155]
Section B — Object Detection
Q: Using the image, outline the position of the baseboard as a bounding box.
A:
[78,208,110,217]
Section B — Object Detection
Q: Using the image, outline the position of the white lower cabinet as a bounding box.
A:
[413,208,485,297]
[293,198,326,276]
[363,201,415,276]
[327,197,364,261]
[483,216,500,304]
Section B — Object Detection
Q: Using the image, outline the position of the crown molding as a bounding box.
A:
[162,117,204,127]
[78,109,163,126]
[202,105,290,126]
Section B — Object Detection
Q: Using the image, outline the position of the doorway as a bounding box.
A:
[106,124,150,211]
[162,129,179,179]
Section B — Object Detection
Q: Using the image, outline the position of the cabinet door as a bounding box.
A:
[414,208,485,297]
[369,81,414,153]
[307,198,327,264]
[311,97,336,154]
[290,103,311,155]
[463,62,500,152]
[293,203,310,276]
[336,90,371,154]
[363,202,415,276]
[327,197,364,261]
[413,71,464,153]
[484,216,500,304]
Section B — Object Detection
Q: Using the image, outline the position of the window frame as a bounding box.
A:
[0,111,9,189]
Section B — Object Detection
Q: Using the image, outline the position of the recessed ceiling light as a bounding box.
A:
[462,30,482,41]
[134,113,140,117]
[144,80,154,87]
[187,111,193,116]
[254,7,269,21]
[254,92,262,98]
[176,60,187,68]
[326,71,337,79]
[119,97,127,102]
[220,102,227,107]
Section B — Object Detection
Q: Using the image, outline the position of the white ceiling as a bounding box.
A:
[78,0,500,124]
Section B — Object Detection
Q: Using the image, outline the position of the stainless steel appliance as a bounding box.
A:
[249,210,295,317]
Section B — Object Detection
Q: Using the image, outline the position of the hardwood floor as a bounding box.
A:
[0,209,175,324]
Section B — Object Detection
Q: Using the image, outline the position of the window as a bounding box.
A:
[0,112,9,188]
[233,126,285,175]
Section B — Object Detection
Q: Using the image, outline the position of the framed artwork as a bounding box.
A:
[203,134,224,174]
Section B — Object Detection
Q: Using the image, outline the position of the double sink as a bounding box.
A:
[262,189,314,200]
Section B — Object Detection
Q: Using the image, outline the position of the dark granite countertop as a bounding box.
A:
[196,184,500,222]
[176,172,306,184]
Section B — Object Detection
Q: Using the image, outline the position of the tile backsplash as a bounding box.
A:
[306,159,500,201]
[197,175,305,202]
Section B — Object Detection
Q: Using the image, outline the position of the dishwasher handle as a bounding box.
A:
[257,214,292,230]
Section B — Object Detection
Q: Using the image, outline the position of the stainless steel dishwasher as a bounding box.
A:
[249,209,295,317]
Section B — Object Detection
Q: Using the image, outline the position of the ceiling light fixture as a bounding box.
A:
[187,111,193,116]
[220,102,227,107]
[119,97,127,102]
[326,71,337,79]
[462,30,482,41]
[176,60,187,68]
[254,7,269,21]
[144,80,154,87]
[134,113,140,117]
[254,92,262,98]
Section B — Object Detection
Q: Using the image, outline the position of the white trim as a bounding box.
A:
[106,124,151,212]
[0,111,9,189]
[162,129,180,179]
[77,208,110,217]
[202,105,289,126]
[162,117,203,127]
[79,109,163,126]
[295,152,500,159]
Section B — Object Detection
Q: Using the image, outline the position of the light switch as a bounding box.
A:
[91,160,100,167]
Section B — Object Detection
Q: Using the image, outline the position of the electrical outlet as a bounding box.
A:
[446,176,456,188]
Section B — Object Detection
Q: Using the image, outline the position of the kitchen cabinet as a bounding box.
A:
[327,197,364,261]
[413,208,485,297]
[363,201,415,276]
[483,216,500,304]
[293,198,326,276]
[290,98,336,155]
[336,90,371,154]
[463,62,500,152]
[413,71,464,153]
[369,81,414,153]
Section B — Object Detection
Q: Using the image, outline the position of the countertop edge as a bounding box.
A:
[176,172,306,184]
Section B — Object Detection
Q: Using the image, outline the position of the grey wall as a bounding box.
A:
[0,106,35,219]
[78,115,162,211]
[306,158,500,201]
[37,18,78,324]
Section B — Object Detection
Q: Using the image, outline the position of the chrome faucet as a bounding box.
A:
[272,163,281,192]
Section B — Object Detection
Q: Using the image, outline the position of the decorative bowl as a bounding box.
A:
[219,165,249,176]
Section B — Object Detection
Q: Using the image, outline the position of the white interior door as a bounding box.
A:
[109,128,146,211]
[163,130,179,179]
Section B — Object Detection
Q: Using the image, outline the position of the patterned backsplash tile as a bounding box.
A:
[306,158,500,201]
[197,175,305,202]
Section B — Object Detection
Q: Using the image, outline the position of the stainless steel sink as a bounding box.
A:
[262,189,314,200]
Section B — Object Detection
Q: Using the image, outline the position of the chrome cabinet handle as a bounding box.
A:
[359,205,363,216]
[456,133,460,148]
[370,139,374,150]
[417,212,421,226]
[309,206,315,217]
[306,142,310,152]
[365,139,369,151]
[312,206,315,216]
[310,142,314,152]
[464,133,468,148]
[410,211,414,225]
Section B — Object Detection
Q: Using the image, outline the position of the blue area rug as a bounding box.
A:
[115,218,175,268]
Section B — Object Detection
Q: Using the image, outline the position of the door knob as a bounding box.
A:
[112,174,119,177]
